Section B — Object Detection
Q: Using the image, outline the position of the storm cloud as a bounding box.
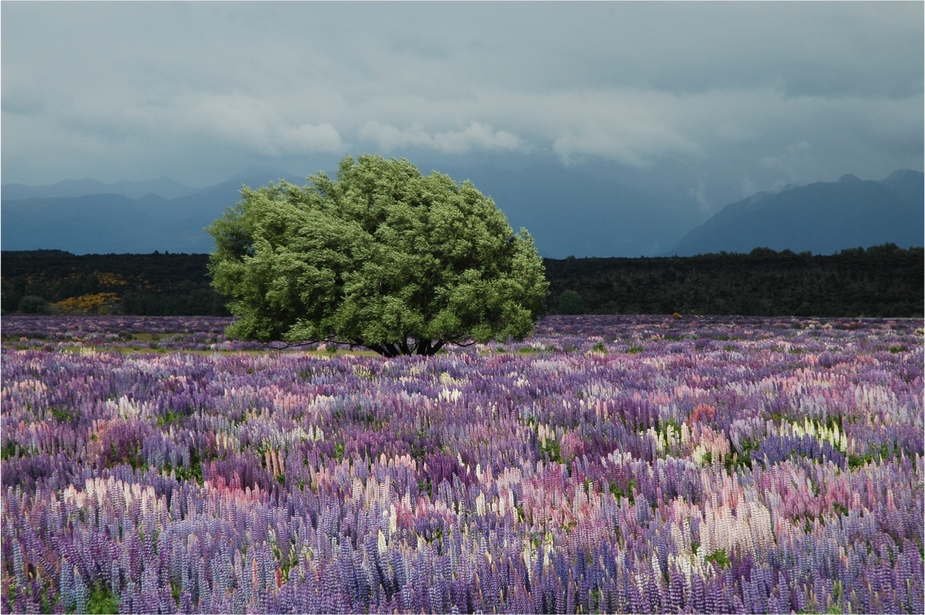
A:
[2,1,922,211]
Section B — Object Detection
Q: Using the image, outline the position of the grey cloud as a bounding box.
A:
[1,84,45,116]
[1,1,921,199]
[360,122,523,155]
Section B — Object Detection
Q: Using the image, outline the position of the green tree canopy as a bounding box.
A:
[207,154,548,357]
[557,289,585,315]
[17,295,50,315]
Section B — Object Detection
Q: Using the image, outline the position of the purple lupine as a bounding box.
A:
[2,314,923,613]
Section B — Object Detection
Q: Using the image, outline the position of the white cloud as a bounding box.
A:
[494,88,703,166]
[761,141,814,176]
[739,176,759,199]
[551,122,701,168]
[687,176,713,215]
[359,121,523,154]
[553,131,649,168]
[281,123,344,154]
[162,93,345,156]
[359,122,426,151]
[433,122,522,153]
[716,122,754,143]
[179,94,279,154]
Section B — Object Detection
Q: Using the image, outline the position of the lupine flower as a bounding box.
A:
[1,314,922,613]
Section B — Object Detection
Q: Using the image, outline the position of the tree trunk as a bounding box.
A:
[366,339,445,357]
[417,339,444,356]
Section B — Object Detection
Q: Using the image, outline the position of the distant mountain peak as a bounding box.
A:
[883,169,922,182]
[228,168,302,182]
[837,173,862,184]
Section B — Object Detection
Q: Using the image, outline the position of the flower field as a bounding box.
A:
[2,314,923,613]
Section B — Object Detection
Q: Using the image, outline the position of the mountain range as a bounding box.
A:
[2,168,921,257]
[669,170,923,256]
[2,171,304,255]
[2,175,200,201]
[441,163,703,258]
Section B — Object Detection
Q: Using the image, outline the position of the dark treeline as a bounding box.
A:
[1,250,229,316]
[545,244,923,318]
[2,244,922,318]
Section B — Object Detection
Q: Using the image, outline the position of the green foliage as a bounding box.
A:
[49,406,75,423]
[270,537,298,585]
[1,441,21,460]
[539,435,562,463]
[418,478,433,497]
[163,446,204,485]
[848,443,893,469]
[609,478,636,505]
[17,295,50,314]
[557,289,585,315]
[208,154,548,356]
[1,251,229,316]
[725,437,759,471]
[87,585,120,614]
[6,241,920,318]
[705,548,731,568]
[156,411,180,428]
[542,245,924,317]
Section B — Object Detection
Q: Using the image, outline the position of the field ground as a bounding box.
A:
[2,314,923,613]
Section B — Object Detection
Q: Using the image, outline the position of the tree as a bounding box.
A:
[17,295,50,314]
[207,154,549,357]
[557,289,585,315]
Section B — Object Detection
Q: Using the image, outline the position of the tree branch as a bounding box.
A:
[258,337,365,351]
[414,339,432,355]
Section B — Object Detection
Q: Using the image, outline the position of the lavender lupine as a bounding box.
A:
[1,314,922,613]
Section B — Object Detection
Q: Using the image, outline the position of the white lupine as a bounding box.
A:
[107,395,151,419]
[522,537,535,578]
[475,492,487,516]
[786,417,849,452]
[438,388,462,403]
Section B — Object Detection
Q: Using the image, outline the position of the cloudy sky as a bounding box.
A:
[3,1,922,212]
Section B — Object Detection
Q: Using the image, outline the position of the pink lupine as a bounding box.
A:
[2,314,923,612]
